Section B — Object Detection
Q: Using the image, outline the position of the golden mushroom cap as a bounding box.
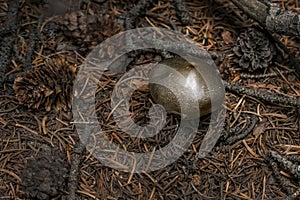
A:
[149,57,224,119]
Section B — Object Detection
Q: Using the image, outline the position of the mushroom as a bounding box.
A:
[149,56,224,119]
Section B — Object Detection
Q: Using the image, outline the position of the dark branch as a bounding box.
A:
[231,0,300,36]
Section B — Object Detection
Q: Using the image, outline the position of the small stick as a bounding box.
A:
[174,0,190,25]
[64,142,85,200]
[223,81,300,108]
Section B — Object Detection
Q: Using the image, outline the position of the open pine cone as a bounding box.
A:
[13,56,77,111]
[233,28,276,72]
[21,146,69,200]
[61,11,123,51]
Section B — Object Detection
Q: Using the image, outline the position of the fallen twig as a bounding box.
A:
[64,142,85,200]
[230,0,300,36]
[223,80,300,108]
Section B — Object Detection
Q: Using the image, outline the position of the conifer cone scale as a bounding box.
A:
[61,11,123,51]
[233,28,276,72]
[13,58,77,111]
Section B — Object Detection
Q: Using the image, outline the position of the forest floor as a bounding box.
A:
[0,0,300,199]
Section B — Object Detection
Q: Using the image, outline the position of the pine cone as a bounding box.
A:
[233,28,276,72]
[61,11,123,51]
[13,56,77,111]
[21,146,69,200]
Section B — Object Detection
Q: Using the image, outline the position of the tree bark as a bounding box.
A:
[231,0,300,36]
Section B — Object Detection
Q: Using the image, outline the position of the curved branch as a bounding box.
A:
[231,0,300,36]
